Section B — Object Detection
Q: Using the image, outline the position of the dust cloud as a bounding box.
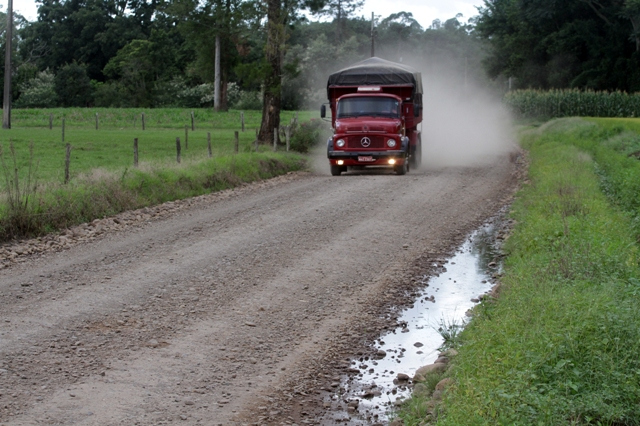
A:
[419,68,516,169]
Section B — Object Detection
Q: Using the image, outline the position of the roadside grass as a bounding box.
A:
[0,108,317,242]
[399,118,640,425]
[0,152,306,241]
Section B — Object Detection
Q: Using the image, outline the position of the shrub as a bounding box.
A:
[14,70,58,108]
[289,119,331,153]
[227,82,262,110]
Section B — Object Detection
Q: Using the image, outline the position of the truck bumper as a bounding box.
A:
[327,150,408,166]
[327,138,409,166]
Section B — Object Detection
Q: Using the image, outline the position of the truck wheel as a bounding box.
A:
[395,159,408,175]
[410,140,422,170]
[330,165,343,176]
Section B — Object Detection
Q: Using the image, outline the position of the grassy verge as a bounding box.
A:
[0,151,306,241]
[399,118,640,425]
[0,108,321,243]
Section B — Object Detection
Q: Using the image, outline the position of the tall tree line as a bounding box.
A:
[2,0,487,122]
[477,0,640,91]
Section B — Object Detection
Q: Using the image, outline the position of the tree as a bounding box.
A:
[20,0,154,81]
[257,0,325,144]
[104,39,154,106]
[55,63,93,106]
[310,0,363,41]
[476,0,640,91]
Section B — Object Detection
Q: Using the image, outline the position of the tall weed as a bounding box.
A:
[0,141,39,237]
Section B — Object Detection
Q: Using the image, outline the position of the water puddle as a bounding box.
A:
[322,221,503,424]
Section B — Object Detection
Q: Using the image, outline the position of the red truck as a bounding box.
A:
[321,57,423,176]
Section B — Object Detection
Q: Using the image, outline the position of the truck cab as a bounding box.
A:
[323,57,423,176]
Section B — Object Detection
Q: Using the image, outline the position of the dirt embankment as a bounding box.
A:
[0,157,520,426]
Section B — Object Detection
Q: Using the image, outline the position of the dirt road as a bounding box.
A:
[0,157,519,426]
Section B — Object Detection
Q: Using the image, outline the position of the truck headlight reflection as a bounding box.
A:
[336,139,346,148]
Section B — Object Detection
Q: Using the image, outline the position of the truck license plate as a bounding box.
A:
[358,156,374,162]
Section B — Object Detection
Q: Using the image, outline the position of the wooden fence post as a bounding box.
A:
[133,138,139,167]
[142,112,146,130]
[49,114,52,130]
[95,113,99,130]
[64,143,71,184]
[191,111,195,131]
[255,128,259,152]
[207,132,212,158]
[234,131,239,153]
[241,112,245,132]
[273,128,277,152]
[184,125,189,150]
[176,137,181,164]
[62,118,65,142]
[285,125,291,152]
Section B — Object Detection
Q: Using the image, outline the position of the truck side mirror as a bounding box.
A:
[320,105,326,118]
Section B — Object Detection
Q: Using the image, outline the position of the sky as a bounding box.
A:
[360,0,484,28]
[9,0,484,27]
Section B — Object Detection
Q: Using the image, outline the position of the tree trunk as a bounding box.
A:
[258,0,282,144]
[3,0,13,130]
[631,16,640,52]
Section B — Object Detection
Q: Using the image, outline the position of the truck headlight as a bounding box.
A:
[336,139,346,148]
[387,139,397,148]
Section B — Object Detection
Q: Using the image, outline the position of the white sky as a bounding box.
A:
[9,0,484,28]
[360,0,483,28]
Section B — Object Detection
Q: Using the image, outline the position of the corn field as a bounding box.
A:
[504,89,640,119]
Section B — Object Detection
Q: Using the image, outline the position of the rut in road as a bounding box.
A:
[0,160,518,425]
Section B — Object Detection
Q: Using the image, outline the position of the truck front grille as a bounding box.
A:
[347,135,385,149]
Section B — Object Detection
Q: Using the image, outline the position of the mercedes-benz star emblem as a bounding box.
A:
[361,137,371,147]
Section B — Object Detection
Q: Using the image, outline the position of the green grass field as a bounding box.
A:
[1,108,314,186]
[0,108,318,241]
[400,117,640,425]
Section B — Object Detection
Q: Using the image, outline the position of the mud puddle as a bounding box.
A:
[322,221,503,424]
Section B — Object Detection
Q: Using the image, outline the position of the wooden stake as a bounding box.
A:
[234,131,239,153]
[64,143,71,184]
[273,128,277,152]
[185,125,188,150]
[95,113,99,130]
[285,125,291,151]
[141,112,145,130]
[133,138,139,167]
[176,137,181,163]
[207,132,212,158]
[49,113,52,130]
[241,112,245,132]
[191,111,195,131]
[62,118,65,142]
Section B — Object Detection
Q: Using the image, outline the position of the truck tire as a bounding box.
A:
[395,159,408,175]
[410,139,422,170]
[330,165,343,176]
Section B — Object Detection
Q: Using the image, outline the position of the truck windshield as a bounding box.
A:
[337,97,400,118]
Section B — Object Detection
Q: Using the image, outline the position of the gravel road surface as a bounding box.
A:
[0,156,520,426]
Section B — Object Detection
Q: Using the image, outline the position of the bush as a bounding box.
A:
[154,77,215,108]
[14,70,58,108]
[289,119,331,153]
[227,82,262,110]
